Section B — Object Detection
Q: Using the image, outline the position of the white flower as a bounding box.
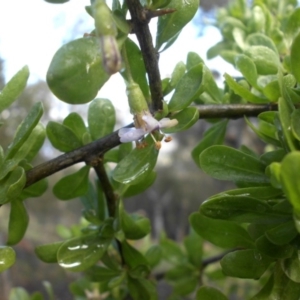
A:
[118,114,178,143]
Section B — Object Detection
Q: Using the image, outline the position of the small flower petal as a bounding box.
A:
[142,114,160,132]
[158,118,178,128]
[118,128,145,143]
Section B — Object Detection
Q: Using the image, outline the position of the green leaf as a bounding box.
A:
[20,179,48,200]
[167,270,198,296]
[87,98,116,140]
[200,145,269,183]
[9,288,30,300]
[168,63,203,112]
[224,73,268,103]
[155,0,198,51]
[13,123,46,163]
[120,38,149,99]
[162,107,199,133]
[113,140,158,185]
[281,251,300,283]
[63,112,87,144]
[53,165,90,200]
[35,241,64,263]
[265,221,298,246]
[255,235,293,259]
[46,121,82,152]
[190,212,254,248]
[196,286,228,300]
[128,276,157,300]
[280,152,300,211]
[0,66,29,113]
[47,37,110,104]
[246,33,278,54]
[291,109,300,141]
[260,149,286,165]
[0,246,16,272]
[244,46,279,75]
[6,102,43,159]
[184,230,203,267]
[121,240,149,270]
[120,205,151,240]
[285,8,300,40]
[160,237,185,264]
[235,54,258,88]
[86,265,122,283]
[200,64,222,103]
[123,171,156,198]
[200,195,286,223]
[186,52,204,70]
[7,200,29,245]
[192,120,227,168]
[220,249,274,279]
[0,166,26,205]
[145,245,162,268]
[57,234,111,272]
[209,186,282,201]
[250,273,274,300]
[279,97,298,151]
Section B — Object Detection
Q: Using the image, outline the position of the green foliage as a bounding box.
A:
[3,0,300,299]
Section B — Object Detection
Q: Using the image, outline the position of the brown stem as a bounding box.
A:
[126,0,163,112]
[24,104,280,189]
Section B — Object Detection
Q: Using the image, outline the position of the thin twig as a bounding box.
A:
[24,104,280,189]
[126,0,164,112]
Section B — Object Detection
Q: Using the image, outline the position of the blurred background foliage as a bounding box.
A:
[0,0,271,299]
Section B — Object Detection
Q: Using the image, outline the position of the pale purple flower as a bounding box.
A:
[118,114,178,143]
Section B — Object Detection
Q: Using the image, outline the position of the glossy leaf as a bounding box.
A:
[0,65,29,113]
[220,249,274,279]
[162,107,199,133]
[88,98,116,140]
[0,167,26,205]
[63,112,87,143]
[156,0,198,51]
[123,171,156,198]
[53,166,90,200]
[265,221,298,246]
[280,152,300,212]
[0,246,16,272]
[120,38,149,99]
[168,63,203,112]
[209,186,282,201]
[190,212,254,248]
[13,123,45,163]
[192,120,227,168]
[200,195,286,223]
[120,206,151,240]
[224,73,268,103]
[113,140,158,185]
[7,200,29,245]
[244,46,279,75]
[57,234,111,272]
[35,241,64,263]
[196,286,228,300]
[47,37,110,104]
[200,145,269,183]
[46,121,82,152]
[6,102,43,159]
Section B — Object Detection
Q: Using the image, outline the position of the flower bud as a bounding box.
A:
[126,82,149,115]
